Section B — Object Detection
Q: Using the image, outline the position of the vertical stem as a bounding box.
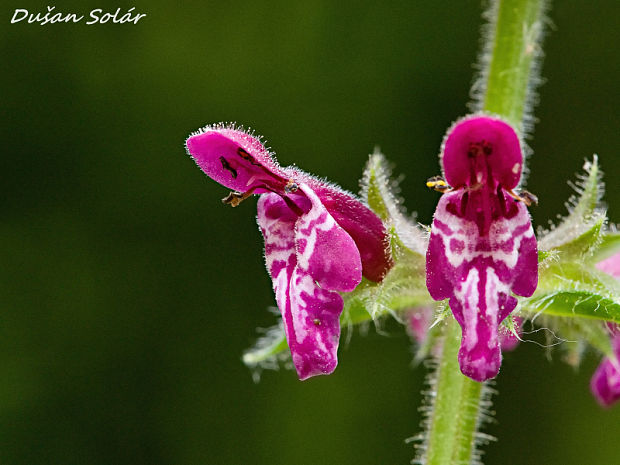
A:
[482,0,547,130]
[424,319,484,465]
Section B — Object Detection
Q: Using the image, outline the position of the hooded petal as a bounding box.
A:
[591,333,620,407]
[257,184,362,380]
[442,115,523,190]
[186,126,290,194]
[426,191,537,381]
[186,125,392,282]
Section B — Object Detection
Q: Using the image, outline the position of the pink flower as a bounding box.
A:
[426,115,538,381]
[498,316,523,352]
[185,125,392,379]
[591,252,620,406]
[590,326,620,407]
[596,252,620,279]
[406,307,434,345]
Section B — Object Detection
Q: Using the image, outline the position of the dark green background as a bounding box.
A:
[2,1,619,464]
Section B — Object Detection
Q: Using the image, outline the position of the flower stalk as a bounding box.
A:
[419,0,547,462]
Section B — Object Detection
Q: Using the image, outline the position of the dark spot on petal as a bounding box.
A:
[482,141,493,156]
[313,319,321,326]
[468,140,493,158]
[219,157,237,179]
[237,147,261,166]
[467,142,478,158]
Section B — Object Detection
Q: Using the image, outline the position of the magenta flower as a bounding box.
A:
[596,251,620,279]
[498,316,523,352]
[407,307,434,346]
[185,125,392,380]
[590,325,620,407]
[591,252,620,406]
[426,115,538,381]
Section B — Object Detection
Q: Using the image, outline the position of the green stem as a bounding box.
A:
[419,1,547,463]
[481,0,547,130]
[424,319,485,465]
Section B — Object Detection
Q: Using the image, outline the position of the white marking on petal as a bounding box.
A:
[484,268,505,349]
[454,267,480,351]
[295,183,337,272]
[434,199,534,270]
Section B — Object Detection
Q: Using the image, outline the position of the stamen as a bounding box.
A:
[507,189,538,207]
[284,181,299,193]
[222,189,255,207]
[426,175,453,193]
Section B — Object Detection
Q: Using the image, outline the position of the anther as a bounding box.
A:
[426,175,452,193]
[507,189,538,207]
[284,181,299,193]
[222,186,258,207]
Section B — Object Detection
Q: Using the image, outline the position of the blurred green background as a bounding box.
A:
[2,1,619,464]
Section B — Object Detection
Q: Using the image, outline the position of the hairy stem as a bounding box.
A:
[480,0,548,132]
[421,319,487,465]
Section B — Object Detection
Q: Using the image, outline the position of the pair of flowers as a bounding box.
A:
[186,115,540,383]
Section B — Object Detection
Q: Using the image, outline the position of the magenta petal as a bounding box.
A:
[442,116,523,190]
[310,182,392,282]
[591,357,620,407]
[499,316,523,352]
[591,330,620,407]
[296,184,362,292]
[186,126,289,194]
[596,251,620,279]
[287,266,344,380]
[449,271,506,382]
[407,306,434,345]
[427,191,537,381]
[257,186,362,380]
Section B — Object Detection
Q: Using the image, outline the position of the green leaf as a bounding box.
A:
[242,322,288,380]
[345,252,431,321]
[539,156,605,252]
[553,214,605,260]
[592,231,620,263]
[569,155,603,220]
[361,151,391,222]
[360,151,428,255]
[523,290,620,324]
[538,259,620,296]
